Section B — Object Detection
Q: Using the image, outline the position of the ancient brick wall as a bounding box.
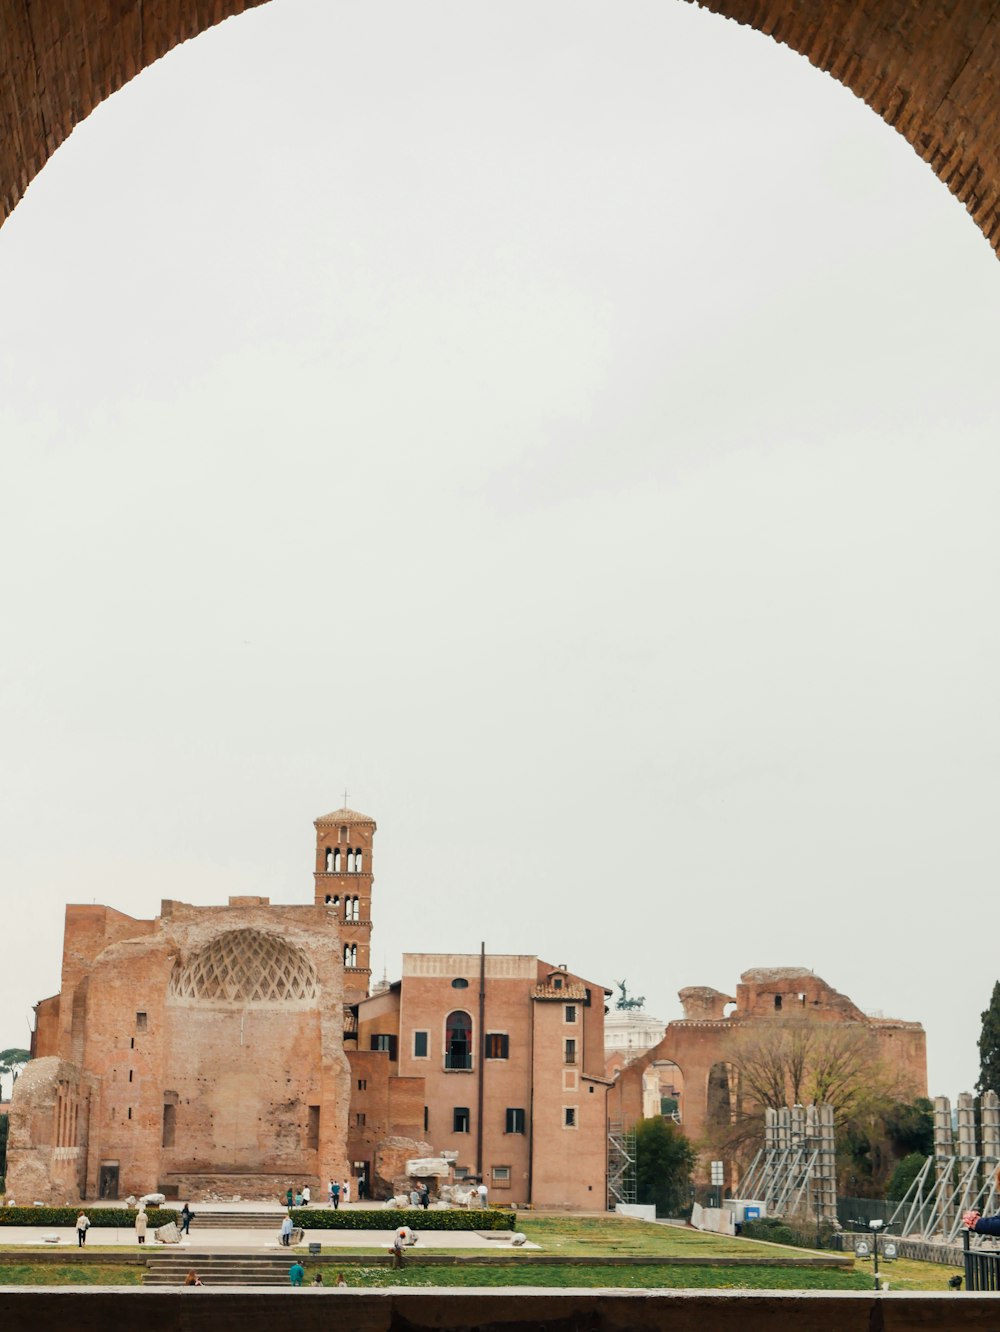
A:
[609,969,927,1149]
[8,895,352,1203]
[3,2,1000,256]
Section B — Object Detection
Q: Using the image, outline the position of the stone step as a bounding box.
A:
[144,1252,324,1286]
[182,1212,284,1229]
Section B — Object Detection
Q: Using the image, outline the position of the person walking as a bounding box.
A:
[477,1180,488,1209]
[289,1260,305,1287]
[390,1229,406,1270]
[75,1212,90,1247]
[328,1179,335,1206]
[286,1187,294,1208]
[331,1180,341,1210]
[135,1206,148,1245]
[419,1181,430,1209]
[341,1177,351,1206]
[180,1202,193,1235]
[280,1213,294,1247]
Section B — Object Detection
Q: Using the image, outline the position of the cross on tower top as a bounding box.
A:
[342,787,349,808]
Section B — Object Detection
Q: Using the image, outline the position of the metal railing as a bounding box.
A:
[963,1230,1000,1291]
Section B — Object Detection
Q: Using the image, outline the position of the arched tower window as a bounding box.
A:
[445,1010,473,1070]
[333,849,341,872]
[347,849,355,873]
[325,847,333,871]
[355,849,363,872]
[774,995,782,1011]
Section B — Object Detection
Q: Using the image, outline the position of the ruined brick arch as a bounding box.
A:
[3,3,1000,255]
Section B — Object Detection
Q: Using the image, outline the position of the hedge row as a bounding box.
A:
[290,1207,511,1231]
[0,1206,179,1228]
[742,1216,833,1250]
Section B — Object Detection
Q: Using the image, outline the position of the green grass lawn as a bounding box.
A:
[310,1262,871,1290]
[517,1214,794,1259]
[0,1264,143,1285]
[0,1212,965,1292]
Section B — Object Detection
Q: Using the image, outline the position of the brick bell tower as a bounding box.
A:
[314,805,376,1006]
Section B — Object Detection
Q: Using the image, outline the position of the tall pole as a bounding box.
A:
[476,941,486,1182]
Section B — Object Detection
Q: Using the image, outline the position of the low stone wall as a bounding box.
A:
[838,1232,964,1267]
[0,1289,996,1330]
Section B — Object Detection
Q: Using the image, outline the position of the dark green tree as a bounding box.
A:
[884,1098,933,1157]
[887,1152,928,1202]
[978,982,1000,1095]
[0,1049,29,1090]
[635,1117,696,1217]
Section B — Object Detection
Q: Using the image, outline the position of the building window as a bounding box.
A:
[451,977,469,989]
[325,847,333,871]
[564,1107,577,1128]
[453,1106,470,1134]
[565,1004,577,1023]
[357,1079,367,1091]
[445,1011,473,1070]
[485,1032,509,1060]
[371,1033,398,1061]
[774,995,783,1011]
[564,1038,577,1065]
[454,1166,470,1180]
[355,1112,366,1128]
[136,1012,147,1031]
[162,1104,176,1148]
[128,1069,133,1083]
[424,1105,429,1132]
[505,1107,526,1134]
[553,977,563,990]
[491,1165,512,1189]
[307,1105,320,1150]
[413,1030,429,1059]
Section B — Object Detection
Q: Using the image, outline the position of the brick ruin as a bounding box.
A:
[608,966,927,1151]
[7,807,611,1207]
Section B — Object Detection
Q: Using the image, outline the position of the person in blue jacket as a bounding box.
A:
[963,1171,1000,1236]
[964,1206,1000,1236]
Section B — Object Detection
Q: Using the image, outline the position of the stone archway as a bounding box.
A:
[2,3,1000,253]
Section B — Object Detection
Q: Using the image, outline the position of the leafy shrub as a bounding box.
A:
[742,1215,837,1250]
[290,1206,510,1231]
[0,1206,178,1228]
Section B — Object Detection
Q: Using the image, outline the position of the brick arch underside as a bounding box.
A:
[2,1,1000,255]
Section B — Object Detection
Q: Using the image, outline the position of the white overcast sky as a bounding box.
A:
[1,0,997,1103]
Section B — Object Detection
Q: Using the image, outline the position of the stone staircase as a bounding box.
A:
[144,1251,301,1286]
[183,1209,284,1230]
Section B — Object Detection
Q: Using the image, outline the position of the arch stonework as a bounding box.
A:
[2,3,1000,253]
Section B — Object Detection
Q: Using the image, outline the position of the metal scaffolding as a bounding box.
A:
[607,1120,636,1208]
[890,1091,1000,1242]
[738,1103,837,1222]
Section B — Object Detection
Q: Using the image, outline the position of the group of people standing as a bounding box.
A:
[283,1180,355,1209]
